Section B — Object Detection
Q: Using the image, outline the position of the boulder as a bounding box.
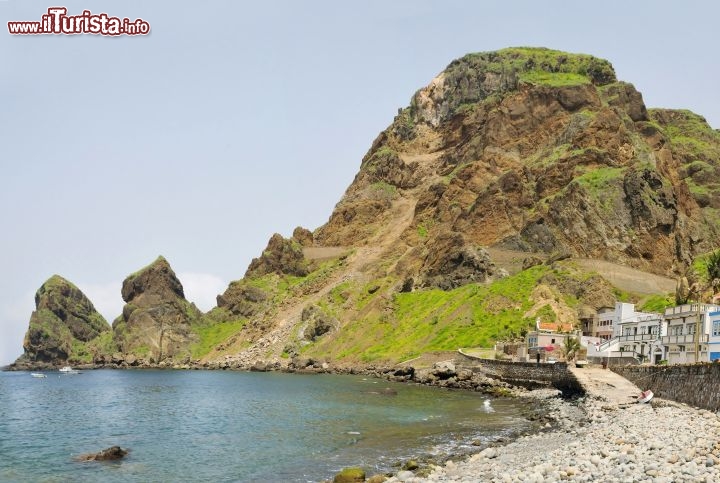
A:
[75,446,128,462]
[302,305,336,341]
[432,360,456,378]
[333,467,366,483]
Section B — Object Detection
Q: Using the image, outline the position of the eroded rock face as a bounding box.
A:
[312,48,720,278]
[245,233,309,278]
[419,232,507,290]
[216,284,267,317]
[19,275,109,364]
[113,256,201,361]
[301,305,336,341]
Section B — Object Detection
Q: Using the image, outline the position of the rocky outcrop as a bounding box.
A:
[16,275,109,365]
[418,232,507,290]
[245,233,309,278]
[216,283,268,317]
[315,47,720,279]
[301,305,336,341]
[112,256,201,362]
[75,446,129,462]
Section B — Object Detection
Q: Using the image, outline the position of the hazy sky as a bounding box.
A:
[2,1,719,365]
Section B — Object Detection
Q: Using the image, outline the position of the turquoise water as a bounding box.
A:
[0,370,537,482]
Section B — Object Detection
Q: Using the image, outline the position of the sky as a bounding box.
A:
[1,1,719,366]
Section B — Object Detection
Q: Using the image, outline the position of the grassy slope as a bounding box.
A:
[302,265,554,363]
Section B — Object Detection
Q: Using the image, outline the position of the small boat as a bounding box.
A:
[31,373,47,378]
[637,390,654,404]
[59,366,81,374]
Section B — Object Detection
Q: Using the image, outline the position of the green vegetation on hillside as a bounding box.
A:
[191,317,246,358]
[639,294,674,313]
[519,71,590,87]
[302,265,553,363]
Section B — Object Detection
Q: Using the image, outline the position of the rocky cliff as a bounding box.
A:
[112,256,202,363]
[206,47,720,367]
[14,275,110,367]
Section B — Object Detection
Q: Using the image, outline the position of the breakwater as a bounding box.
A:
[455,350,584,397]
[612,362,720,411]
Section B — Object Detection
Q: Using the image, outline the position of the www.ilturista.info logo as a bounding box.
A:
[8,7,150,36]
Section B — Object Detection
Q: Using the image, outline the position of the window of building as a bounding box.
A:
[551,338,555,344]
[713,320,720,337]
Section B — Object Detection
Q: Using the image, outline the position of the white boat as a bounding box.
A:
[31,373,47,378]
[637,390,654,404]
[59,366,81,374]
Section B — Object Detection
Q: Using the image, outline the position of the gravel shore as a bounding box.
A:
[385,374,720,483]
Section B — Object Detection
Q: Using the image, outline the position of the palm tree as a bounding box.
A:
[563,335,581,362]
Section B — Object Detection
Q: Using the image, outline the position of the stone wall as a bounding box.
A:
[456,351,584,397]
[612,363,720,411]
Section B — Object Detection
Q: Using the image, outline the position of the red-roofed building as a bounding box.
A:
[526,317,580,362]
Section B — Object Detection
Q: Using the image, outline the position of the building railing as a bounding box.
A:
[617,334,658,342]
[665,304,720,317]
[660,334,709,344]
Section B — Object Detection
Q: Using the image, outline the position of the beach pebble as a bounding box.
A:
[413,389,720,483]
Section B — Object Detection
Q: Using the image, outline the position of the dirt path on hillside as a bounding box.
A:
[217,195,417,366]
[486,247,676,296]
[573,258,676,295]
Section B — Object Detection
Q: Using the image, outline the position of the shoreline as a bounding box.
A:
[402,377,720,482]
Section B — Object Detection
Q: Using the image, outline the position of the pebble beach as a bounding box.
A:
[384,368,720,483]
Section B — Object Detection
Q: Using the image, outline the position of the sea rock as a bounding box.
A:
[75,446,128,462]
[402,460,419,471]
[333,467,366,483]
[16,275,110,365]
[113,256,201,362]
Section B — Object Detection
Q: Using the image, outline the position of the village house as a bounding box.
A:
[594,305,618,341]
[526,318,578,362]
[660,303,720,364]
[709,308,720,362]
[584,301,720,365]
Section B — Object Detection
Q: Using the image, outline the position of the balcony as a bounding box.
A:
[665,304,719,317]
[660,334,709,344]
[617,334,658,342]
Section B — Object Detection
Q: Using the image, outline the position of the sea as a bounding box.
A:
[0,369,540,482]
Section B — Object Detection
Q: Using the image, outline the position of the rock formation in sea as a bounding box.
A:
[111,256,202,364]
[14,275,110,367]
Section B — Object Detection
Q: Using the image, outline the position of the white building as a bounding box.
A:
[708,308,720,362]
[660,304,720,364]
[587,302,663,363]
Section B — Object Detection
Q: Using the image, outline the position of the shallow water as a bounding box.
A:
[0,370,537,482]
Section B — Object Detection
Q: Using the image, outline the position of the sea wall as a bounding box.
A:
[456,351,584,397]
[612,363,720,411]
